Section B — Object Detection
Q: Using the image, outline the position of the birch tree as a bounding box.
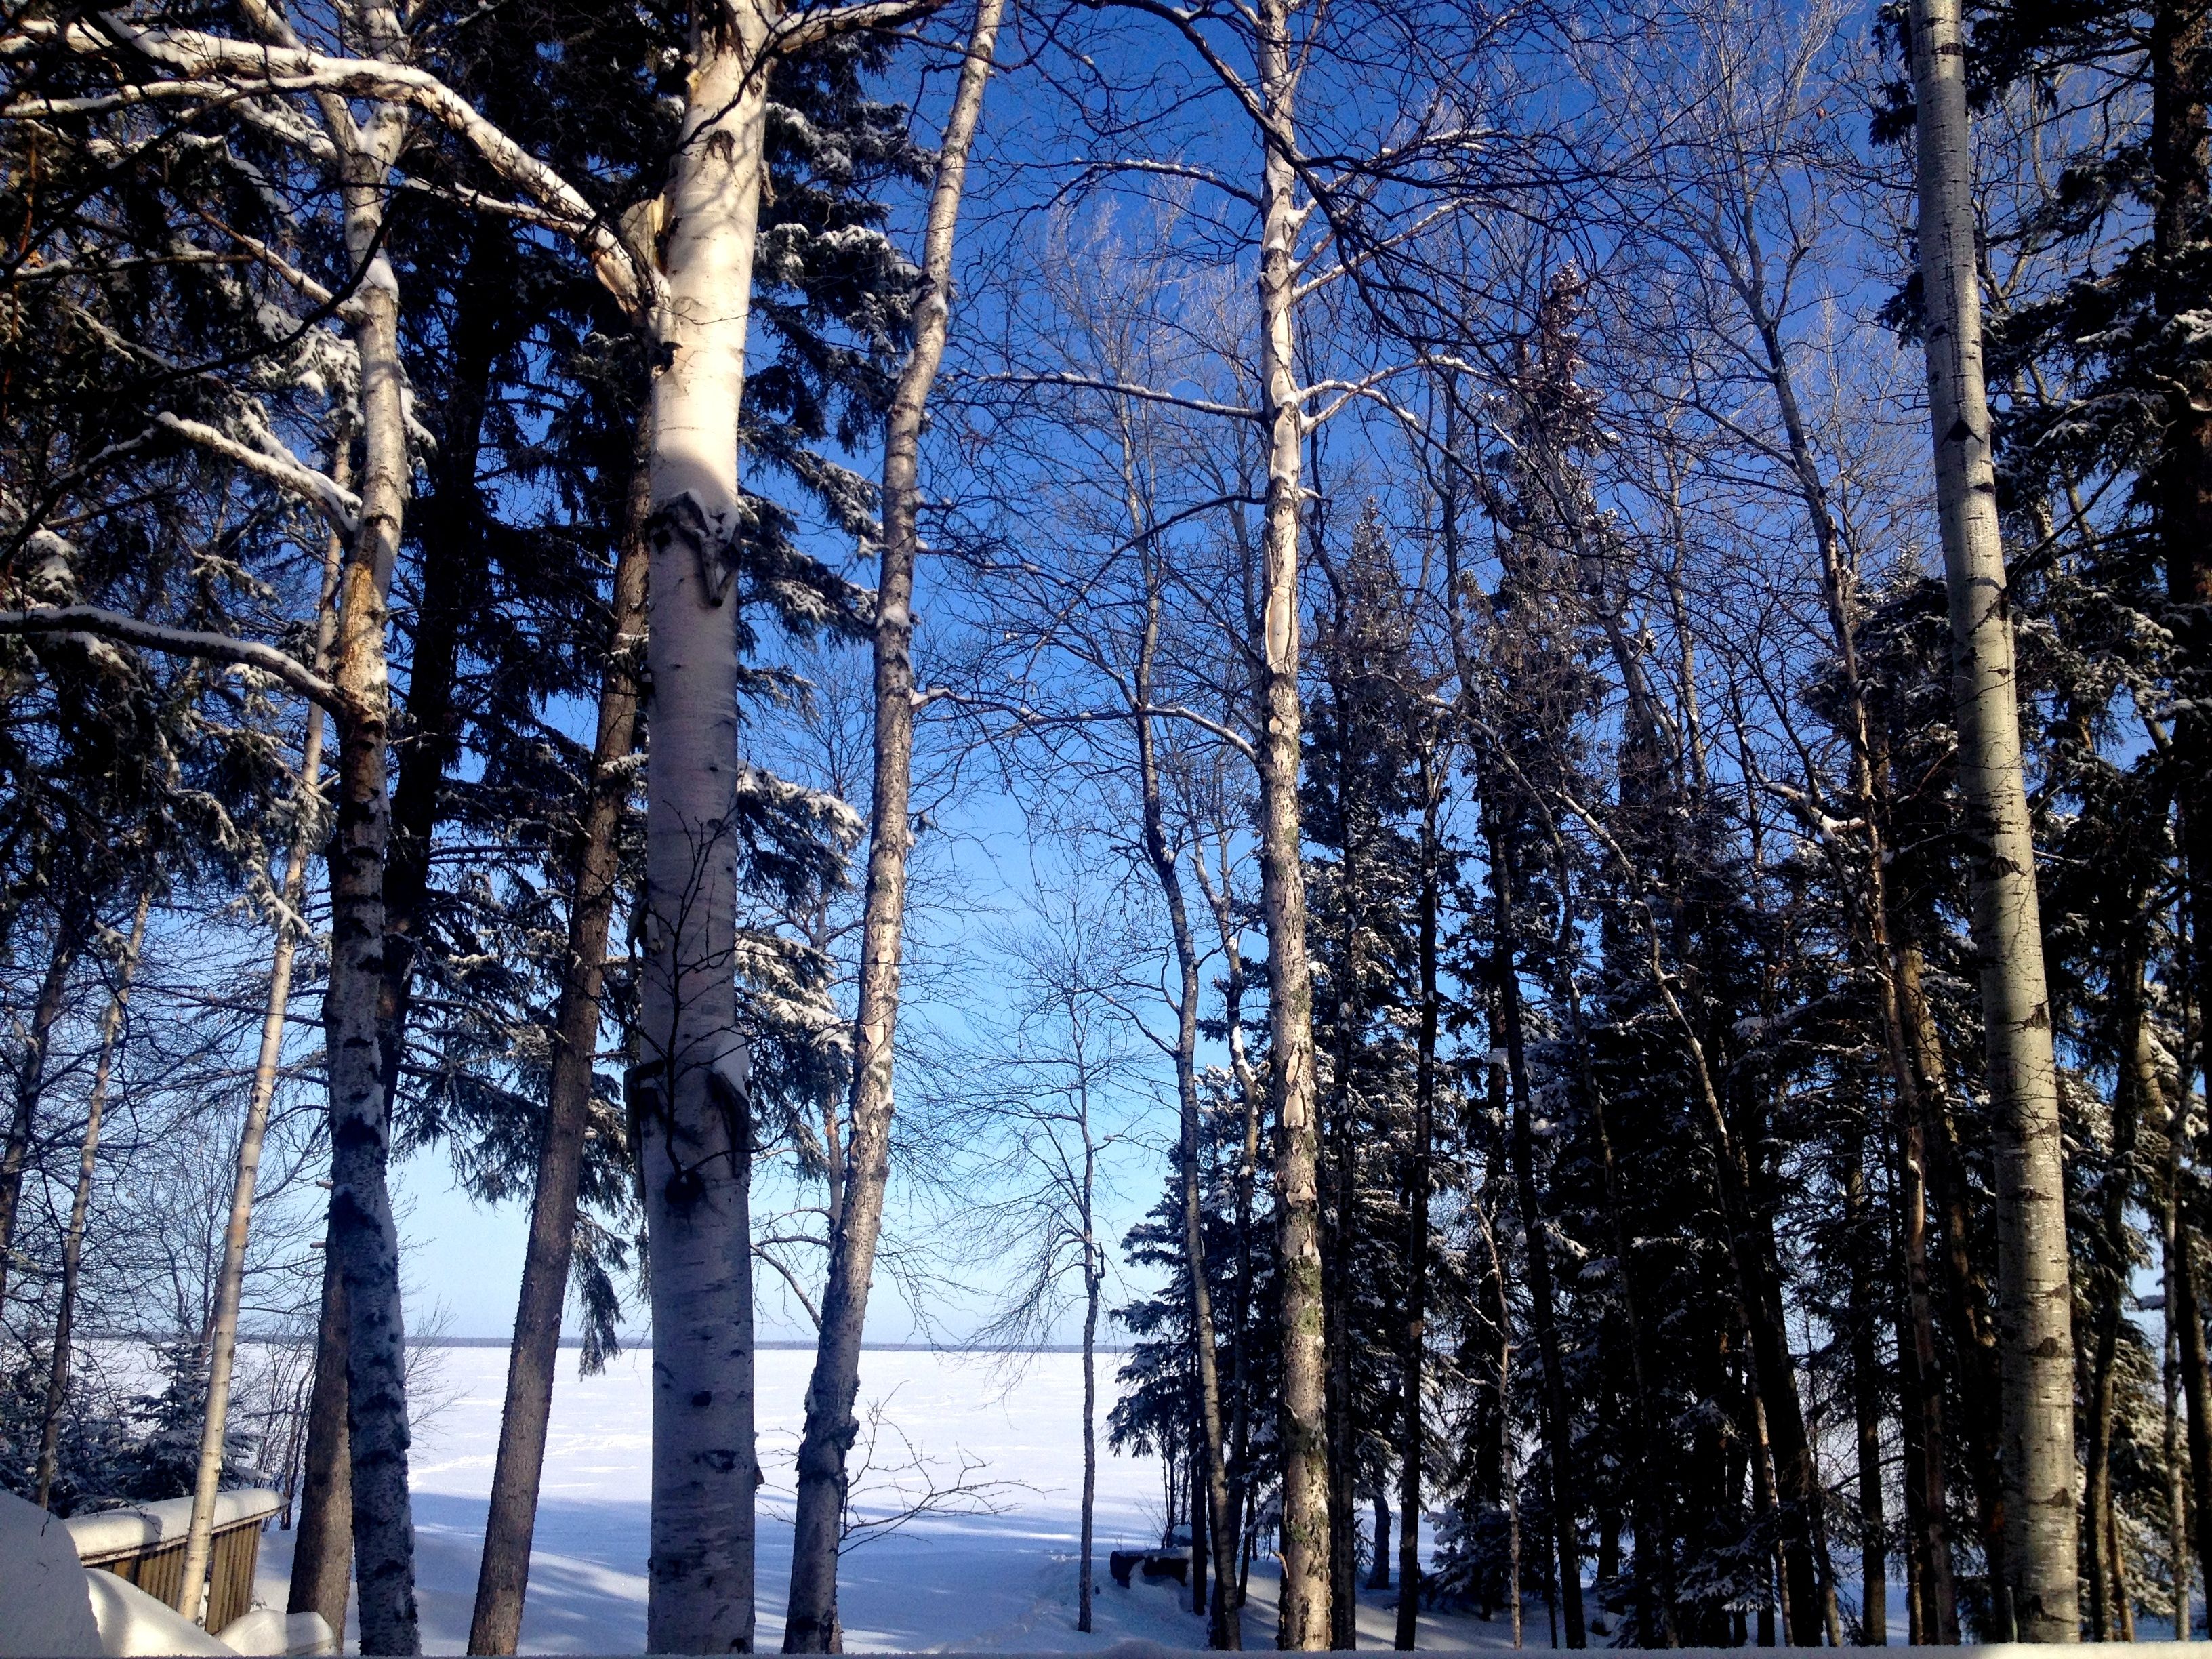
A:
[785,5,1006,1644]
[1905,0,2081,1637]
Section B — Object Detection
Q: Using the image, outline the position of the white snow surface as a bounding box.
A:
[255,1346,1520,1654]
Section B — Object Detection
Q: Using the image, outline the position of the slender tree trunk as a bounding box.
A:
[1899,938,2004,1623]
[785,7,1001,1643]
[2108,1488,2136,1641]
[2164,1119,2192,1641]
[2089,922,2154,1643]
[1134,634,1238,1641]
[1736,1191,1825,1643]
[1365,1486,1389,1592]
[1900,1368,1925,1645]
[32,890,150,1511]
[1195,1433,1212,1617]
[1246,1,1329,1641]
[1746,1359,1780,1647]
[1394,793,1437,1652]
[1845,1135,1887,1646]
[1491,831,1584,1648]
[1195,847,1262,1624]
[289,1217,353,1635]
[1907,1,2081,1635]
[324,135,424,1652]
[180,460,348,1615]
[1887,943,1962,1643]
[2172,1195,2212,1614]
[1755,266,1960,1645]
[1471,1206,1521,1647]
[1080,1191,1100,1633]
[0,896,81,1311]
[1326,982,1359,1650]
[466,432,653,1656]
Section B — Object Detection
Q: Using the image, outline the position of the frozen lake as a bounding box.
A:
[257,1345,1513,1653]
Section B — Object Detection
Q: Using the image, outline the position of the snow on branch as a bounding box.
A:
[0,604,352,712]
[155,412,361,535]
[769,0,947,54]
[6,13,645,313]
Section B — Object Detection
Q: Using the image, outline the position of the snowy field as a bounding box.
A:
[253,1345,1523,1654]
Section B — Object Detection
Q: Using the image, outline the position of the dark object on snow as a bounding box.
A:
[1109,1545,1191,1587]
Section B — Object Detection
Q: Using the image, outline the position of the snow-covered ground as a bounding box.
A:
[254,1345,1523,1654]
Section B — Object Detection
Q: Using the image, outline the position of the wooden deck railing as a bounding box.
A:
[64,1487,284,1631]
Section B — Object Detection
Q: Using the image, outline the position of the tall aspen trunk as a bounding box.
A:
[325,139,424,1652]
[1480,1204,1523,1648]
[31,890,150,1510]
[1887,945,1961,1643]
[1899,1343,1927,1644]
[1200,848,1264,1626]
[1748,1368,1781,1647]
[1251,0,1329,1638]
[1368,1487,1391,1591]
[1754,266,1960,1643]
[785,8,1000,1643]
[2171,1189,2212,1610]
[1134,587,1238,1643]
[1490,831,1584,1648]
[1899,937,2005,1614]
[1195,1435,1212,1616]
[0,896,81,1311]
[1845,1136,1887,1645]
[1325,947,1359,1651]
[2161,1142,2191,1641]
[289,1216,352,1633]
[467,438,652,1656]
[636,13,773,1647]
[2088,922,2152,1642]
[1393,791,1437,1652]
[1907,0,2081,1635]
[1080,1221,1099,1634]
[182,466,347,1616]
[1732,1178,1824,1643]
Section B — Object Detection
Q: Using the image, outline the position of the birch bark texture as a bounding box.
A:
[637,12,773,1650]
[180,466,347,1622]
[1905,0,2079,1637]
[321,79,427,1643]
[289,1221,353,1634]
[1249,0,1330,1641]
[784,5,1002,1643]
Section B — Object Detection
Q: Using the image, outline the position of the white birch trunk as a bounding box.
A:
[784,8,1001,1643]
[1905,0,2079,1637]
[179,507,345,1619]
[316,78,424,1641]
[1250,0,1329,1641]
[638,15,771,1649]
